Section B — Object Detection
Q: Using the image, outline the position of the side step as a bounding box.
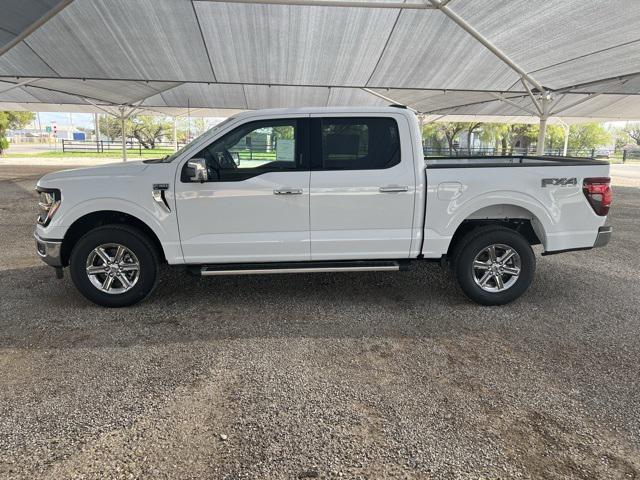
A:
[197,260,409,276]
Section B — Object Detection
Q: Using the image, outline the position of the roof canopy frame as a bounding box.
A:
[0,0,638,123]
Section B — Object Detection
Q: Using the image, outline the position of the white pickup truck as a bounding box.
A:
[35,106,612,307]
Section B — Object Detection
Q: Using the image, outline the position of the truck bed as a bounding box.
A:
[420,155,611,259]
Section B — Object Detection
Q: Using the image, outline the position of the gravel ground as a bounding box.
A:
[1,165,639,479]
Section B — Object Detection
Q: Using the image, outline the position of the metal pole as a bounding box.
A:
[535,95,552,155]
[120,110,127,162]
[201,0,435,8]
[36,112,42,144]
[429,0,545,92]
[173,117,178,151]
[536,117,547,156]
[187,98,191,142]
[562,124,570,156]
[94,113,100,153]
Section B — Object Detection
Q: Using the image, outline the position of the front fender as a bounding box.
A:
[37,197,184,264]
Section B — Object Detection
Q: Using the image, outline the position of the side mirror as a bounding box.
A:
[186,158,208,183]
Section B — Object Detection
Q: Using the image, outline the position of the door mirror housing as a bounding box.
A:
[186,158,208,183]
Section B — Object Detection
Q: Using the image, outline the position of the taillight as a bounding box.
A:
[583,177,612,216]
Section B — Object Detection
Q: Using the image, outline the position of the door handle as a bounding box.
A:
[379,186,409,193]
[274,188,303,195]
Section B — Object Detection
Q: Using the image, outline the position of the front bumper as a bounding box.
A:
[593,225,612,248]
[34,232,63,267]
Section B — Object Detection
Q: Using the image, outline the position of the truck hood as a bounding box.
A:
[37,161,149,186]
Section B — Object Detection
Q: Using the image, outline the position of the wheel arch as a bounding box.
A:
[60,210,166,266]
[446,203,546,258]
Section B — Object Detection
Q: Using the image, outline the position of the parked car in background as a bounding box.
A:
[35,107,612,307]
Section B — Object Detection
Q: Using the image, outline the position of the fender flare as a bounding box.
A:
[443,191,555,246]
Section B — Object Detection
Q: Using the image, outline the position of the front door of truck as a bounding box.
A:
[308,115,416,260]
[175,117,310,264]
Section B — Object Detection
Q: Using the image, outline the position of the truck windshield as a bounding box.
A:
[160,116,238,163]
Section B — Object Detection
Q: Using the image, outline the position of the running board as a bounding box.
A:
[198,260,408,276]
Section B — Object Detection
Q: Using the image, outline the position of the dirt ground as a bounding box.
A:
[1,164,639,479]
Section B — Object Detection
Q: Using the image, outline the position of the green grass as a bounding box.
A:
[3,148,174,159]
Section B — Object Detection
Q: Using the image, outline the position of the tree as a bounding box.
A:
[99,114,171,148]
[98,114,128,141]
[421,122,467,154]
[544,124,567,152]
[568,123,612,152]
[0,111,35,154]
[463,122,483,153]
[623,123,640,146]
[130,116,171,149]
[479,123,510,154]
[421,122,445,153]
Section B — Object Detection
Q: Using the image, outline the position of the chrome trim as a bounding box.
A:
[379,186,409,193]
[34,232,63,267]
[273,188,303,195]
[152,189,171,212]
[201,265,400,276]
[594,226,612,248]
[187,158,208,182]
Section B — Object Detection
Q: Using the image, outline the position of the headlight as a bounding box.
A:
[37,187,61,226]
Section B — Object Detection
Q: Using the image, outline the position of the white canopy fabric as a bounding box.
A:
[0,0,639,125]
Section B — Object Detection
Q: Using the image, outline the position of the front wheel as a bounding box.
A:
[69,225,160,307]
[453,226,535,305]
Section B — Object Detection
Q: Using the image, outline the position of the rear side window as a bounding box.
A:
[319,117,400,170]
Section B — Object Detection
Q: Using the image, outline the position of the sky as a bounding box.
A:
[29,112,226,131]
[35,112,94,129]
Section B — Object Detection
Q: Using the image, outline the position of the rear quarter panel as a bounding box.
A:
[422,163,611,258]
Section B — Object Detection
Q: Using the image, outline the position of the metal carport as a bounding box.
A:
[1,0,639,156]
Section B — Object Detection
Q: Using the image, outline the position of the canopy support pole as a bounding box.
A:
[428,0,545,92]
[0,78,39,94]
[119,107,127,162]
[173,117,178,151]
[488,92,537,116]
[536,117,547,155]
[558,119,570,156]
[536,95,552,155]
[362,88,417,112]
[549,92,602,116]
[201,0,436,8]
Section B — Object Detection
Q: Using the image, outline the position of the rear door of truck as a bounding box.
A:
[308,113,416,260]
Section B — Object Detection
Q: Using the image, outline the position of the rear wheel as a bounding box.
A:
[453,226,535,305]
[69,225,159,307]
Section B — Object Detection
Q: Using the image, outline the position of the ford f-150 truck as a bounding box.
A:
[34,106,612,307]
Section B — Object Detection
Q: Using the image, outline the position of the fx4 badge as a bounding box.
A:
[541,177,577,188]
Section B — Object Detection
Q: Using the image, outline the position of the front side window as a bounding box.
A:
[319,117,400,170]
[188,119,299,181]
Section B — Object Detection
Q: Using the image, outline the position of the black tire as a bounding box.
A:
[452,226,535,306]
[69,224,160,307]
